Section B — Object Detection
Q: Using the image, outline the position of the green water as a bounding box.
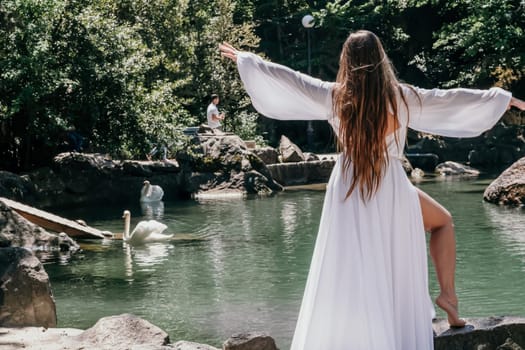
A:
[44,178,525,349]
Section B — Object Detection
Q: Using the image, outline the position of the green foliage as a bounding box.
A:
[1,0,524,171]
[186,0,261,135]
[411,0,525,88]
[313,0,411,78]
[0,0,260,170]
[0,0,69,168]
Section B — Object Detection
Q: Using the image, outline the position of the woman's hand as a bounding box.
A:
[508,96,525,111]
[219,42,239,62]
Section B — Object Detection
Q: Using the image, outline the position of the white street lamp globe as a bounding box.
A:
[302,14,315,28]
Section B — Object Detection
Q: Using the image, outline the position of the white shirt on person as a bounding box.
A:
[206,103,221,128]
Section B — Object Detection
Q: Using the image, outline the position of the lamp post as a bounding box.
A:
[302,14,315,150]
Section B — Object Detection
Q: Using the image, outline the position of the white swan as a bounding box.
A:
[122,210,173,245]
[140,180,164,202]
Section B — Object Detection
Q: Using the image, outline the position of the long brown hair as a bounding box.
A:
[333,30,405,200]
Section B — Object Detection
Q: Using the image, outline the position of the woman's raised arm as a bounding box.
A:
[220,43,335,122]
[404,85,514,138]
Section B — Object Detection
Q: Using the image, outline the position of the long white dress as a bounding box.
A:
[236,52,512,350]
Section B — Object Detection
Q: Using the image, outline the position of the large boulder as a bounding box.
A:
[0,314,173,349]
[0,200,79,254]
[74,314,170,348]
[484,157,525,206]
[0,247,57,327]
[177,135,283,197]
[267,159,336,186]
[279,135,305,163]
[26,153,183,207]
[223,332,278,350]
[433,316,525,350]
[0,171,36,203]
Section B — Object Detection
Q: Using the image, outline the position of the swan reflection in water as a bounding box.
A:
[140,201,165,220]
[483,202,525,264]
[124,242,173,279]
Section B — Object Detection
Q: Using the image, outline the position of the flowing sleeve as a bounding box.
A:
[404,85,512,137]
[236,52,335,121]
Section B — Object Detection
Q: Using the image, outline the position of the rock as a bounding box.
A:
[244,140,256,149]
[52,153,117,187]
[502,109,525,126]
[497,338,524,350]
[173,341,219,350]
[24,153,184,207]
[0,247,57,327]
[0,200,79,254]
[304,152,320,162]
[408,135,447,158]
[149,160,181,173]
[122,160,154,176]
[27,167,66,198]
[435,161,480,176]
[468,148,500,167]
[433,316,525,350]
[244,170,274,195]
[177,135,282,196]
[267,159,336,186]
[0,327,84,350]
[57,232,79,252]
[401,156,414,175]
[0,171,36,203]
[279,135,305,163]
[0,314,174,349]
[223,332,278,350]
[484,157,525,206]
[405,153,440,171]
[75,314,170,348]
[253,147,279,165]
[411,168,425,180]
[407,123,525,169]
[198,124,226,135]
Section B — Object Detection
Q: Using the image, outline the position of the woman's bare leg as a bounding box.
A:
[417,188,466,327]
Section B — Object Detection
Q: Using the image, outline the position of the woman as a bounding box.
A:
[220,31,525,349]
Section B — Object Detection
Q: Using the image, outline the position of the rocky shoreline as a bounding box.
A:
[2,314,525,350]
[1,127,525,208]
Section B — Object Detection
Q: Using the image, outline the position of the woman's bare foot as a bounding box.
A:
[436,294,466,328]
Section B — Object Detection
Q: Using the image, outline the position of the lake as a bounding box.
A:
[44,176,525,349]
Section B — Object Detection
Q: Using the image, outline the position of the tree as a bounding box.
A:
[411,0,525,91]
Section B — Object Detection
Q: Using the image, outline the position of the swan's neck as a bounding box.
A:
[140,184,149,197]
[141,184,150,198]
[124,215,131,240]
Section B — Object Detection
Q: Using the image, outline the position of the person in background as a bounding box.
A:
[206,94,225,130]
